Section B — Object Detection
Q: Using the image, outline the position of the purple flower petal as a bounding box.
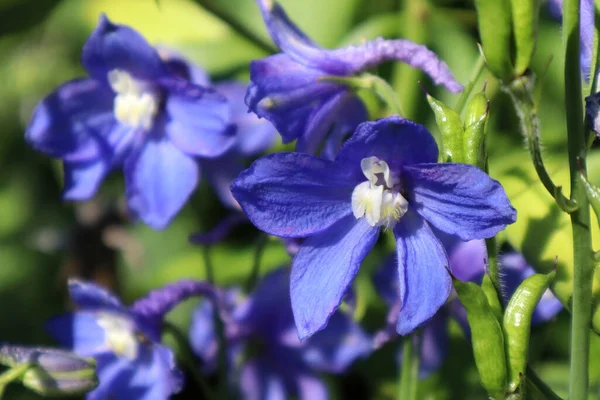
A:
[201,155,245,210]
[404,163,516,241]
[189,300,219,373]
[291,216,379,339]
[67,280,125,311]
[82,14,165,82]
[373,255,399,307]
[321,94,368,161]
[156,47,211,86]
[231,152,357,238]
[247,54,346,144]
[124,136,199,230]
[255,0,462,91]
[62,159,110,200]
[445,237,487,284]
[86,356,132,400]
[302,311,372,373]
[162,78,236,158]
[417,310,449,378]
[216,81,277,156]
[581,0,594,80]
[294,373,328,400]
[25,78,118,163]
[337,117,439,173]
[46,313,108,357]
[240,358,288,400]
[393,210,451,335]
[128,346,183,400]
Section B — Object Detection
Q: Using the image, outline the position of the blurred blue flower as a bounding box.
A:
[47,279,219,399]
[373,240,562,378]
[232,116,516,339]
[189,268,372,400]
[247,0,463,157]
[548,0,594,80]
[25,14,235,230]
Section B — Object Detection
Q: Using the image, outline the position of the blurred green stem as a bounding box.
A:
[0,364,29,399]
[392,0,429,120]
[163,322,216,400]
[196,0,276,53]
[202,246,214,284]
[564,0,594,398]
[398,335,417,400]
[245,233,268,292]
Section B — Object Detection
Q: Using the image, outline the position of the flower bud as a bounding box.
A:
[463,91,490,170]
[426,94,464,163]
[0,345,98,396]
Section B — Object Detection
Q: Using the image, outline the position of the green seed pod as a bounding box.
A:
[481,274,503,322]
[426,94,464,163]
[503,270,555,393]
[463,91,490,170]
[511,0,541,75]
[454,278,507,399]
[474,0,514,81]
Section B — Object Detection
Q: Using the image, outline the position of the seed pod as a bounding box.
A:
[511,0,541,75]
[474,0,514,81]
[503,270,555,392]
[454,278,507,399]
[426,94,464,163]
[0,345,98,396]
[463,91,490,170]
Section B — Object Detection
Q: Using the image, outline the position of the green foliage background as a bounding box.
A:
[0,0,599,398]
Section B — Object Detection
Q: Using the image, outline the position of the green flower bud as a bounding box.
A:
[0,345,98,397]
[426,94,464,163]
[474,0,514,81]
[463,91,490,170]
[454,278,507,400]
[503,271,555,393]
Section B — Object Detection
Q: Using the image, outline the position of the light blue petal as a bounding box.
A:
[67,280,125,311]
[291,215,379,339]
[62,159,110,200]
[240,358,288,400]
[46,313,108,357]
[393,210,451,335]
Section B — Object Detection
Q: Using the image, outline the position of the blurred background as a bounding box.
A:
[1,0,599,398]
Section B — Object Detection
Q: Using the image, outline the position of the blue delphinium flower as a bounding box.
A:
[247,0,463,157]
[548,0,594,80]
[189,268,372,400]
[232,116,516,339]
[47,279,219,399]
[25,15,235,230]
[373,240,562,377]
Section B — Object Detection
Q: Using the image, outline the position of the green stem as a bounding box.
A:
[202,246,214,284]
[0,364,30,399]
[245,233,269,293]
[195,0,277,54]
[163,322,216,400]
[564,0,594,399]
[485,236,500,291]
[398,336,414,400]
[409,336,421,400]
[524,367,563,400]
[454,54,486,114]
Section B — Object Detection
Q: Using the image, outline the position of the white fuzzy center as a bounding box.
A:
[97,313,139,360]
[351,157,408,229]
[108,69,159,131]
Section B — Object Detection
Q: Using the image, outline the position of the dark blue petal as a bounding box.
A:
[216,81,277,156]
[499,252,562,325]
[293,373,328,400]
[156,47,211,85]
[240,358,288,400]
[581,0,594,80]
[25,78,118,163]
[67,280,125,312]
[291,215,379,339]
[321,94,369,161]
[46,313,108,357]
[417,310,449,378]
[231,152,356,238]
[444,237,487,284]
[127,346,183,400]
[62,160,110,200]
[189,300,219,373]
[247,54,346,144]
[393,210,451,335]
[404,163,516,241]
[302,311,372,373]
[86,356,133,400]
[124,136,199,230]
[162,78,236,158]
[82,14,165,82]
[201,155,245,210]
[373,255,399,307]
[337,116,439,174]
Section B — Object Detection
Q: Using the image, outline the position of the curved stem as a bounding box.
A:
[564,0,594,398]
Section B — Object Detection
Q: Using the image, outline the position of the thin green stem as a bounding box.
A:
[409,336,421,400]
[245,233,269,293]
[564,0,594,399]
[398,336,414,400]
[485,236,500,291]
[163,322,216,400]
[454,54,486,114]
[195,0,277,54]
[0,364,30,399]
[202,246,214,284]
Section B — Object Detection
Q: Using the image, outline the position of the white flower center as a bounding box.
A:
[108,69,159,131]
[97,313,139,360]
[351,156,408,229]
